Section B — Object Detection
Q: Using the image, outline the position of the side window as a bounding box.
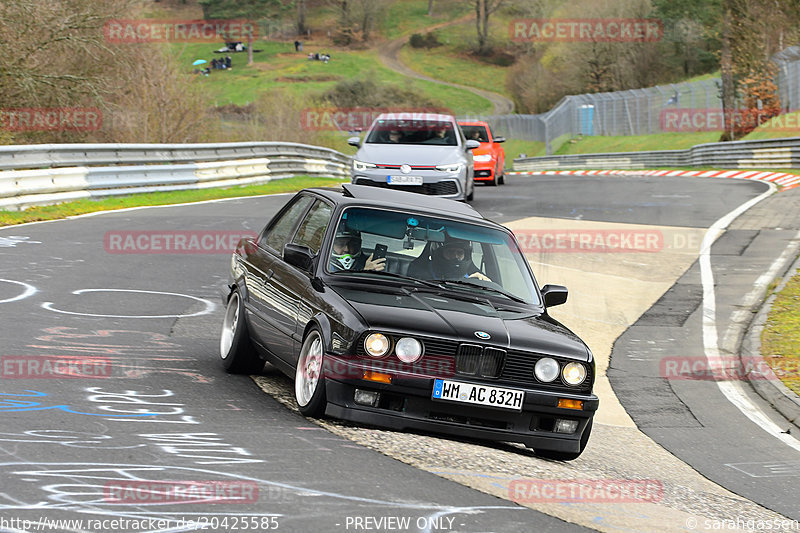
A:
[261,196,314,253]
[291,200,333,254]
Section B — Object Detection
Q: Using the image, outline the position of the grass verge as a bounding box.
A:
[761,270,800,396]
[0,176,346,227]
[555,132,722,154]
[742,110,800,140]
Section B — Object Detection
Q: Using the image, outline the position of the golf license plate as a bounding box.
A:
[387,175,423,185]
[432,379,524,411]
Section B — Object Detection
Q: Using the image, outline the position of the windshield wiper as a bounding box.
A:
[438,279,529,304]
[340,270,443,289]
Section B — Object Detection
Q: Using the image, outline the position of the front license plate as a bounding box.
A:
[432,379,524,411]
[387,175,423,185]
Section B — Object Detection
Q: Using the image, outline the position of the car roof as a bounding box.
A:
[457,120,490,126]
[306,184,486,220]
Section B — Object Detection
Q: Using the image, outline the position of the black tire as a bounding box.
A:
[466,180,474,201]
[534,419,593,461]
[219,290,264,374]
[295,328,328,417]
[498,167,505,185]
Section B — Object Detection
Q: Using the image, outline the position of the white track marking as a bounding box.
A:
[41,289,215,319]
[700,181,800,452]
[0,279,37,304]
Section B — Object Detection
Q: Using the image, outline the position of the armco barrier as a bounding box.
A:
[513,137,800,172]
[0,142,351,211]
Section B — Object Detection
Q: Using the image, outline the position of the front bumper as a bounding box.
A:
[322,355,598,452]
[473,161,496,181]
[352,171,465,200]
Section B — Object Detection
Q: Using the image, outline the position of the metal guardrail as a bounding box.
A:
[513,137,800,172]
[0,141,351,171]
[0,142,351,211]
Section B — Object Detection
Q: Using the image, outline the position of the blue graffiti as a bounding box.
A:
[0,390,157,417]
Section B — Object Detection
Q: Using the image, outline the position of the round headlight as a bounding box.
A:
[395,337,423,363]
[562,362,587,385]
[534,357,560,382]
[364,333,390,357]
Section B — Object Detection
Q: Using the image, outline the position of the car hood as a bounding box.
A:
[332,284,589,361]
[356,144,464,165]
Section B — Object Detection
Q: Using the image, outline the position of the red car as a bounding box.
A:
[458,121,506,186]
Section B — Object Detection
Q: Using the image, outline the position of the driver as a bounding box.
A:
[329,228,386,272]
[430,237,490,281]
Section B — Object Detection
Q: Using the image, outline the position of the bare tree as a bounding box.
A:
[475,0,504,54]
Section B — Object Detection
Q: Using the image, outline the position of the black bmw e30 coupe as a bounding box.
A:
[220,184,598,460]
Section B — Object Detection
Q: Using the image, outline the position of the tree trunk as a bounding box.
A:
[475,0,485,53]
[297,0,306,35]
[720,0,735,141]
[428,0,434,16]
[247,34,254,65]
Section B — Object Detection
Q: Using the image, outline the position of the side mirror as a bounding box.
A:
[494,136,506,143]
[347,136,361,147]
[541,284,568,307]
[284,243,314,273]
[465,139,480,150]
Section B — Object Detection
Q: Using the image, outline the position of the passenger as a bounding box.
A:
[329,229,386,272]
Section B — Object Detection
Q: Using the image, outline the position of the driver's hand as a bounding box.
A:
[468,271,490,282]
[364,254,386,271]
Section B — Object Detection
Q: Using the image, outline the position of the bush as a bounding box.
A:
[409,32,441,49]
[319,77,438,109]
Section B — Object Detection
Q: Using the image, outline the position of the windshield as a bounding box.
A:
[460,125,489,142]
[326,207,540,305]
[365,119,457,146]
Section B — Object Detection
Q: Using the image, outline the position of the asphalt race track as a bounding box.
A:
[0,174,799,533]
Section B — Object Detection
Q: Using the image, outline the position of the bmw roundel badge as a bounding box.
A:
[474,331,491,340]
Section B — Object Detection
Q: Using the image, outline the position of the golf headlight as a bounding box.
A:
[562,362,587,385]
[364,333,390,357]
[353,160,376,171]
[435,163,461,172]
[534,357,560,382]
[473,154,492,162]
[394,337,423,363]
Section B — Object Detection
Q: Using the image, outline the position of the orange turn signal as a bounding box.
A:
[363,371,392,384]
[557,398,584,410]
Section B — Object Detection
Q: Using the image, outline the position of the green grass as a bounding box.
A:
[682,70,720,83]
[380,0,473,39]
[743,110,800,140]
[0,176,345,227]
[501,139,546,161]
[554,132,722,155]
[398,46,512,99]
[761,272,800,396]
[170,43,491,114]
